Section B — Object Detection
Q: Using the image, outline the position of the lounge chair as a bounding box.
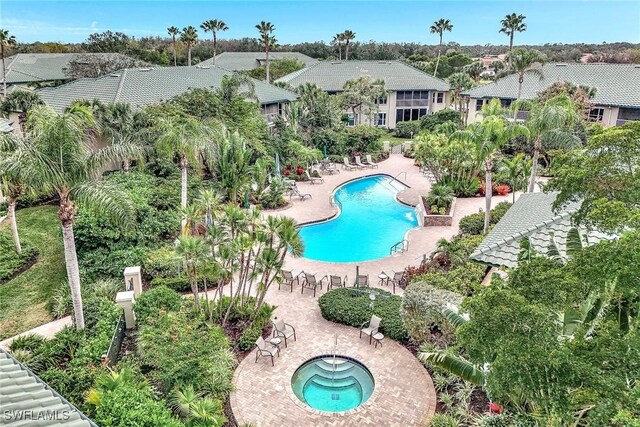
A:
[329,274,346,290]
[355,274,369,287]
[304,170,324,184]
[288,186,312,200]
[273,318,297,347]
[365,155,379,168]
[278,270,300,292]
[255,336,280,366]
[322,162,340,174]
[342,157,358,170]
[360,315,382,344]
[354,156,368,169]
[301,273,326,297]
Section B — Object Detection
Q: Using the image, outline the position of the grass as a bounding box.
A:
[379,133,411,146]
[0,205,67,340]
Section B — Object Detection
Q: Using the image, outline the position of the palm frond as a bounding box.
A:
[565,228,583,258]
[71,181,136,227]
[419,351,486,386]
[442,308,468,329]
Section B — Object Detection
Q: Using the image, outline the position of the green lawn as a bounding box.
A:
[379,133,411,146]
[0,205,67,340]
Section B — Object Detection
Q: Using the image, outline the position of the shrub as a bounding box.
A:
[491,202,512,223]
[428,413,460,427]
[49,278,124,320]
[134,286,183,325]
[458,202,512,235]
[149,276,192,292]
[413,263,486,297]
[318,288,408,341]
[494,184,511,196]
[143,245,180,280]
[345,125,384,154]
[426,184,454,210]
[401,283,464,343]
[0,234,38,283]
[440,176,480,197]
[394,121,421,138]
[420,109,462,132]
[238,326,263,351]
[39,366,99,408]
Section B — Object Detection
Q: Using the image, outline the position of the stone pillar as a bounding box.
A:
[403,141,412,152]
[382,140,390,152]
[116,291,136,329]
[124,266,142,297]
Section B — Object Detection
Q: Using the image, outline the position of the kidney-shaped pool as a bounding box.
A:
[299,175,418,263]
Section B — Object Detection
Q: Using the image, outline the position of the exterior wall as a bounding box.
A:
[466,98,488,123]
[600,106,619,127]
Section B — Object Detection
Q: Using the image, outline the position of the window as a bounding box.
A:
[396,90,430,107]
[436,92,444,104]
[395,107,429,123]
[500,99,512,108]
[475,99,484,111]
[375,97,387,105]
[588,108,605,122]
[346,114,356,127]
[376,112,387,127]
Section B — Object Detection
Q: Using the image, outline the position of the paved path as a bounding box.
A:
[0,316,72,350]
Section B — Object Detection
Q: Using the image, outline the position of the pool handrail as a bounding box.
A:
[390,239,409,255]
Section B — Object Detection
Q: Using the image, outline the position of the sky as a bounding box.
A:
[1,1,639,46]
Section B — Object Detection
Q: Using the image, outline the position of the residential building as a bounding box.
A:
[463,63,640,126]
[276,60,450,129]
[470,192,617,268]
[36,65,298,125]
[198,51,318,71]
[0,53,137,94]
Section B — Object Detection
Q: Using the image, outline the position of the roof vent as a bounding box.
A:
[198,65,211,69]
[330,61,343,65]
[138,67,153,72]
[635,65,640,69]
[109,73,120,77]
[555,63,568,67]
[360,68,369,73]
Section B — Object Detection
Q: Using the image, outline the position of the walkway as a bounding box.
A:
[0,316,72,350]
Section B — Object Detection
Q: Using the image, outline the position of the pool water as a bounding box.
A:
[291,356,375,412]
[299,175,418,262]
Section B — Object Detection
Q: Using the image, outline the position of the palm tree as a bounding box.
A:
[200,19,229,66]
[98,102,142,171]
[447,72,473,114]
[0,139,25,253]
[510,48,546,99]
[167,26,180,66]
[430,19,453,77]
[342,30,356,60]
[1,29,17,97]
[333,33,344,60]
[255,21,276,83]
[155,117,216,232]
[499,153,528,203]
[499,13,527,69]
[1,105,138,329]
[211,132,254,205]
[523,95,579,192]
[180,26,198,66]
[452,101,529,233]
[175,236,208,310]
[0,90,43,132]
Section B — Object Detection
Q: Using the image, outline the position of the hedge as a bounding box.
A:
[458,201,512,235]
[318,287,408,341]
[134,286,183,325]
[0,234,38,283]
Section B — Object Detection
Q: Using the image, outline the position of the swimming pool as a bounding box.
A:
[299,175,418,262]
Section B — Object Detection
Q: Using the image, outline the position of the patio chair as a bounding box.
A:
[322,161,340,174]
[365,155,379,168]
[278,269,301,292]
[384,270,406,294]
[288,186,312,200]
[304,170,325,184]
[360,315,382,344]
[354,156,368,169]
[273,318,297,347]
[342,157,358,170]
[355,274,369,287]
[255,336,280,366]
[329,274,347,290]
[301,273,326,297]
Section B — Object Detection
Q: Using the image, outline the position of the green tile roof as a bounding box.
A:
[37,65,298,112]
[1,53,132,84]
[276,60,450,92]
[0,118,14,133]
[470,192,617,268]
[0,349,96,426]
[462,63,640,108]
[199,51,318,71]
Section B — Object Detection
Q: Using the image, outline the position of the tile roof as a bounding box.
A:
[0,349,96,426]
[470,192,617,268]
[0,53,132,84]
[462,63,640,108]
[276,60,450,92]
[37,65,298,112]
[198,51,318,71]
[0,118,14,133]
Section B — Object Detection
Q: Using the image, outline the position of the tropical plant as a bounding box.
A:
[167,26,180,66]
[180,26,198,66]
[0,105,139,329]
[498,153,529,203]
[200,19,229,66]
[0,29,17,97]
[95,102,144,171]
[342,30,356,60]
[447,72,473,115]
[0,90,43,131]
[174,236,209,310]
[509,48,546,99]
[255,21,276,83]
[430,19,454,77]
[426,184,454,210]
[341,76,386,125]
[210,131,254,205]
[499,13,527,69]
[332,33,344,60]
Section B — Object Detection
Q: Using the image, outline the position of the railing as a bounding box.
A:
[330,196,342,211]
[616,118,639,126]
[394,171,407,181]
[103,313,126,367]
[390,239,409,255]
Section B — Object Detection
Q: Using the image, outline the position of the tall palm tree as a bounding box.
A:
[175,236,208,310]
[523,95,579,192]
[430,19,453,77]
[211,132,254,205]
[342,30,356,60]
[98,102,141,171]
[0,138,26,253]
[499,13,527,69]
[180,26,198,66]
[167,26,180,67]
[0,90,43,132]
[333,33,344,60]
[200,19,229,66]
[499,153,529,203]
[255,21,276,83]
[509,48,546,99]
[447,72,473,114]
[155,117,216,233]
[452,101,529,233]
[1,105,139,329]
[1,29,17,97]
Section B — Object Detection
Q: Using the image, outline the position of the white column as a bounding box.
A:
[123,266,143,297]
[116,291,136,329]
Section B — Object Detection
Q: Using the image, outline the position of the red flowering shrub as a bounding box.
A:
[494,184,511,196]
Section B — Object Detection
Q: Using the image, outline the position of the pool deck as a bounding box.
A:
[271,153,511,285]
